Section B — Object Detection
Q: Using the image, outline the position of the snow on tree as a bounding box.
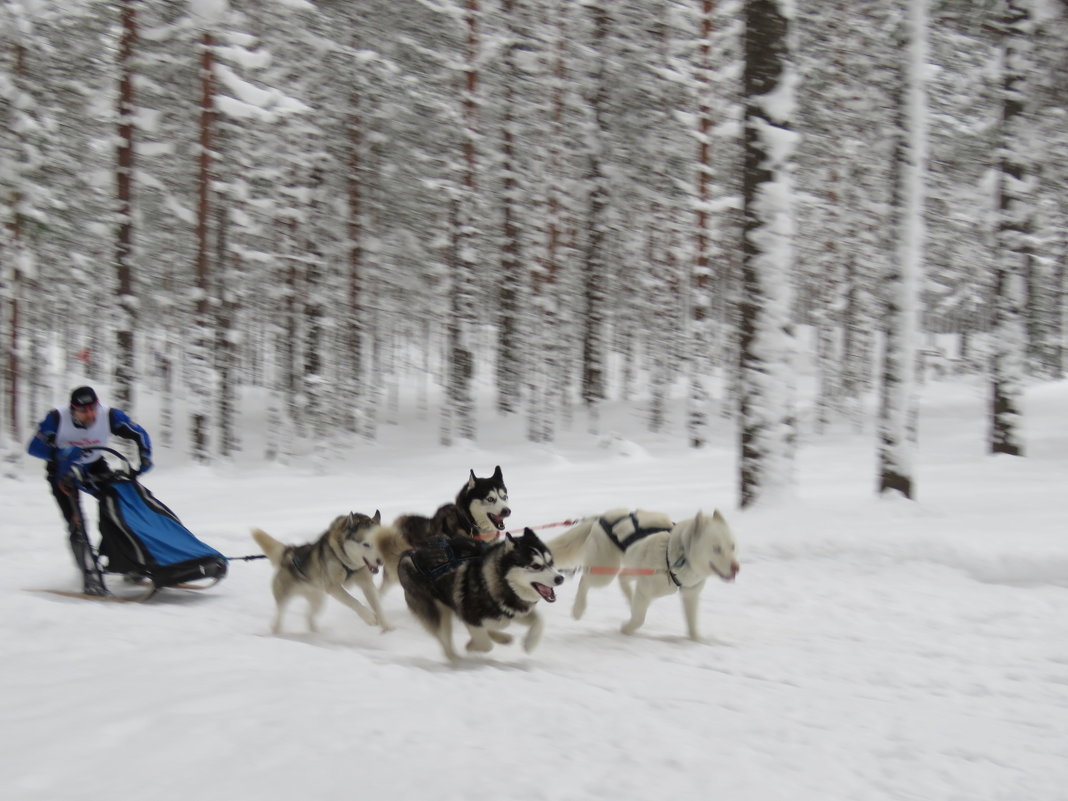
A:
[738,0,797,508]
[990,0,1034,457]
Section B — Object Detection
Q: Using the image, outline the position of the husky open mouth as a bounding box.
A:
[489,512,508,530]
[533,582,558,602]
[364,558,380,574]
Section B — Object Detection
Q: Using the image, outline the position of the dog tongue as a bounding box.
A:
[534,583,557,603]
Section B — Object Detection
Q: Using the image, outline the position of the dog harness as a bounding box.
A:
[598,512,672,553]
[664,531,694,589]
[288,542,362,582]
[404,538,484,579]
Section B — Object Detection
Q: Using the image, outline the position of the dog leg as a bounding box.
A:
[522,612,545,653]
[271,603,286,635]
[305,591,325,633]
[326,586,378,627]
[620,584,654,636]
[680,582,705,641]
[572,573,591,619]
[352,572,392,631]
[465,625,495,653]
[488,630,513,645]
[270,579,290,634]
[435,604,461,663]
[378,566,398,596]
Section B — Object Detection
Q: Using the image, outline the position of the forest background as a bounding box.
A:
[2,0,1067,507]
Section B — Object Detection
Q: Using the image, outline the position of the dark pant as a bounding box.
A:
[47,459,111,592]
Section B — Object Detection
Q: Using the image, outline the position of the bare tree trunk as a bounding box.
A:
[190,31,216,463]
[4,41,27,452]
[496,0,522,416]
[581,3,610,431]
[114,0,137,410]
[738,0,797,509]
[878,0,927,498]
[688,0,716,448]
[989,0,1032,457]
[442,1,480,445]
[346,77,365,434]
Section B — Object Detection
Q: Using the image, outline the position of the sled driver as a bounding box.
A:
[27,386,153,596]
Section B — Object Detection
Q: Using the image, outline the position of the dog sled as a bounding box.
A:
[53,447,228,602]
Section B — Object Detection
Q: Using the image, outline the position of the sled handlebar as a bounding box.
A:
[80,446,147,477]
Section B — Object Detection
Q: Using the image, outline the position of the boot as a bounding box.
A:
[70,528,110,597]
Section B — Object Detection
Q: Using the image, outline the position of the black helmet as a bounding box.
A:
[70,386,99,409]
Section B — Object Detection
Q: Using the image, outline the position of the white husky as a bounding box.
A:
[545,508,739,641]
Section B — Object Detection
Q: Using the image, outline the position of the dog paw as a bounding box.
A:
[465,638,493,653]
[488,631,513,645]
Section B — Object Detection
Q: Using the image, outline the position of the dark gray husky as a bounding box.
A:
[375,466,512,592]
[398,527,564,663]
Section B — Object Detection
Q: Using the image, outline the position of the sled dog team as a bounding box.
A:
[251,466,740,664]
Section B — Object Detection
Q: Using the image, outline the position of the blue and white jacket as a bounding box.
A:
[27,405,152,471]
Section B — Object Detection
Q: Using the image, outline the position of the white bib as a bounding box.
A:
[55,405,111,463]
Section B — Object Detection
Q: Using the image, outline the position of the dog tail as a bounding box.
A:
[373,523,408,589]
[544,518,596,568]
[251,528,286,567]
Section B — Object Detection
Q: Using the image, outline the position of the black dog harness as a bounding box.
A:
[598,512,672,552]
[404,538,484,579]
[600,512,686,588]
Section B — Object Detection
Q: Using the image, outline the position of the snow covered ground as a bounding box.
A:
[3,375,1067,801]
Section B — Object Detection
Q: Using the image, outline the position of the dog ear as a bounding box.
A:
[467,469,477,489]
[493,465,503,481]
[372,509,381,525]
[711,509,725,523]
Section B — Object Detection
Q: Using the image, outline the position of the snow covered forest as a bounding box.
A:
[2,0,1067,505]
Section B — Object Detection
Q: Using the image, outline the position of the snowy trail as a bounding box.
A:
[4,380,1068,800]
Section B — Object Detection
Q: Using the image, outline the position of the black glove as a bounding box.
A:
[139,454,153,475]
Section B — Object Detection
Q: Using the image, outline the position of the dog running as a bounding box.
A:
[251,510,389,634]
[375,466,511,592]
[546,508,739,641]
[398,527,564,663]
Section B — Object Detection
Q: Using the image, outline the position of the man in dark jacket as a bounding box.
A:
[27,386,153,596]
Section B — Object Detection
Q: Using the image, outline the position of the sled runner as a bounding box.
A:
[55,447,228,600]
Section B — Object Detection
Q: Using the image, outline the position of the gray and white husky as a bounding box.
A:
[398,527,564,663]
[251,511,389,634]
[375,466,512,592]
[546,508,739,641]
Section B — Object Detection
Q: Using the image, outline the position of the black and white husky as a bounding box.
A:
[375,466,512,592]
[398,527,564,663]
[546,508,739,641]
